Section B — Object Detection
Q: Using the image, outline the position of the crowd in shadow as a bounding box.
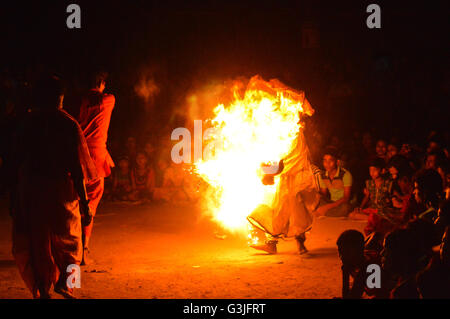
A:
[312,132,450,298]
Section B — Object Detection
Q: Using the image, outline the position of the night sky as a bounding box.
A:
[1,0,449,143]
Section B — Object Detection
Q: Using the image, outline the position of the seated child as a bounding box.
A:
[391,172,414,224]
[386,143,399,162]
[129,152,155,202]
[153,160,189,204]
[111,156,133,201]
[350,158,397,236]
[163,162,190,204]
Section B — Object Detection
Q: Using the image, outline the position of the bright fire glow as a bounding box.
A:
[194,76,311,233]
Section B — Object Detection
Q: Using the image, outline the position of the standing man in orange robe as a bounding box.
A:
[78,71,115,265]
[10,75,97,298]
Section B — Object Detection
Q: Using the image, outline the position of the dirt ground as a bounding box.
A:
[0,198,366,299]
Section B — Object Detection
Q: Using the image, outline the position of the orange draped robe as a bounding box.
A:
[248,94,319,239]
[11,108,97,298]
[78,90,115,238]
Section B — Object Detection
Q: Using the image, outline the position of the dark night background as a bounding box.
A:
[1,1,450,301]
[0,0,449,151]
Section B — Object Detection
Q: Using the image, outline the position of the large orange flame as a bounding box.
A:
[194,75,313,234]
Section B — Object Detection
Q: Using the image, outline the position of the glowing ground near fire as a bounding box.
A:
[0,200,365,298]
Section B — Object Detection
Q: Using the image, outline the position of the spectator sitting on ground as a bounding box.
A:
[386,143,399,163]
[391,169,415,223]
[374,139,388,163]
[426,135,449,158]
[399,143,421,171]
[424,151,449,190]
[336,229,389,299]
[153,159,189,204]
[314,147,353,217]
[424,151,443,171]
[337,230,367,299]
[387,155,414,214]
[349,158,396,236]
[111,156,133,201]
[161,162,190,204]
[387,155,410,181]
[399,142,411,157]
[412,169,443,222]
[129,152,155,202]
[359,158,392,210]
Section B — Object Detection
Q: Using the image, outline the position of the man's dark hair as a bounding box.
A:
[91,71,108,88]
[428,136,444,148]
[414,169,444,207]
[387,154,407,169]
[387,155,412,178]
[368,158,385,170]
[323,146,339,160]
[426,151,446,166]
[32,74,65,109]
[337,229,365,250]
[117,155,130,162]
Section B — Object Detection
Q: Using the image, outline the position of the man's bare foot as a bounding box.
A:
[250,240,277,254]
[296,234,309,255]
[297,241,309,255]
[81,247,91,266]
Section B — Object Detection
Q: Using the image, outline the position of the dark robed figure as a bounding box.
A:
[10,76,96,298]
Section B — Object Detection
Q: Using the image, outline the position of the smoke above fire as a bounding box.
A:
[134,69,161,107]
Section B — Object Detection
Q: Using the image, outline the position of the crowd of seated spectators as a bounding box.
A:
[313,130,450,298]
[103,136,202,205]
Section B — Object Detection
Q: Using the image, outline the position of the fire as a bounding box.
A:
[193,76,312,233]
